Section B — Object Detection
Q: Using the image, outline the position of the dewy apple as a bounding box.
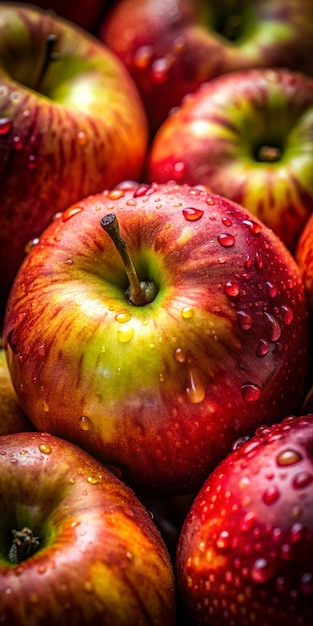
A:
[3,181,311,493]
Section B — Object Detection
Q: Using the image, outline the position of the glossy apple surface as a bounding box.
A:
[0,348,33,435]
[176,414,313,626]
[0,3,148,310]
[0,431,176,625]
[147,68,313,252]
[295,211,313,317]
[100,0,313,134]
[3,181,311,494]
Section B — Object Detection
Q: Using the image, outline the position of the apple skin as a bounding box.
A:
[2,181,311,494]
[0,348,33,435]
[176,414,313,626]
[295,211,313,318]
[0,2,148,311]
[100,0,313,134]
[0,431,176,625]
[147,67,313,252]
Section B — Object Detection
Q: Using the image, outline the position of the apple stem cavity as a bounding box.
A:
[34,33,59,92]
[8,527,40,564]
[256,145,282,163]
[100,213,158,306]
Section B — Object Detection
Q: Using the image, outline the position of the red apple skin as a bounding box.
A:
[0,348,34,435]
[2,181,311,494]
[176,414,313,626]
[100,0,313,134]
[0,3,148,310]
[0,431,176,625]
[147,68,313,252]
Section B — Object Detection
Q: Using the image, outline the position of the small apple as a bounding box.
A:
[147,67,313,252]
[0,431,176,625]
[3,181,310,494]
[100,0,313,134]
[0,2,148,312]
[176,414,313,626]
[0,347,33,435]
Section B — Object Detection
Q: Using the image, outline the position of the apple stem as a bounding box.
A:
[34,33,59,92]
[8,527,40,564]
[100,213,157,306]
[257,145,282,163]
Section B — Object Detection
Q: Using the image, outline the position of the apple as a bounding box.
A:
[0,347,33,435]
[0,2,148,314]
[100,0,313,134]
[18,0,111,32]
[0,431,177,625]
[147,67,313,252]
[2,181,311,494]
[176,414,313,626]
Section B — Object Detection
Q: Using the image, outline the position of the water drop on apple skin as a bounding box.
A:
[78,416,92,431]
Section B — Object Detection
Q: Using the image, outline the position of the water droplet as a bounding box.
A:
[241,382,262,402]
[206,197,216,206]
[240,511,255,532]
[263,311,281,342]
[13,135,23,150]
[133,183,154,197]
[79,416,92,431]
[293,471,313,489]
[28,154,36,169]
[173,161,185,179]
[276,449,303,466]
[77,130,88,146]
[0,117,13,135]
[133,45,153,69]
[265,281,278,298]
[62,206,83,221]
[151,57,171,83]
[243,219,262,235]
[181,306,194,319]
[87,475,102,485]
[39,444,52,454]
[222,216,232,227]
[254,251,263,269]
[107,189,125,200]
[281,305,293,325]
[262,485,280,505]
[117,324,134,343]
[216,530,230,549]
[186,368,206,403]
[256,338,270,357]
[251,558,274,583]
[300,572,313,595]
[217,233,235,248]
[115,312,131,324]
[42,400,49,413]
[237,310,253,330]
[182,207,204,221]
[232,435,251,450]
[24,237,40,254]
[175,347,186,363]
[37,343,46,357]
[290,522,305,543]
[224,281,239,297]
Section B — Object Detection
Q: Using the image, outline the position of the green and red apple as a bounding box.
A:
[100,0,313,134]
[3,181,311,494]
[0,2,148,312]
[0,431,176,625]
[176,414,313,626]
[295,211,313,318]
[147,67,313,252]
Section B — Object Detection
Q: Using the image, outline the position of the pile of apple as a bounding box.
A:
[1,1,313,625]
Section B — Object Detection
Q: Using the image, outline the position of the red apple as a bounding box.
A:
[147,67,313,252]
[176,414,313,626]
[100,0,313,134]
[0,431,176,625]
[0,347,33,435]
[0,2,148,313]
[3,181,311,494]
